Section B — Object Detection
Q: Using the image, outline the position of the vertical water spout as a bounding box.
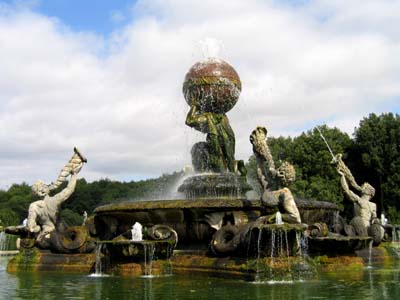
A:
[199,37,223,59]
[275,212,283,225]
[367,240,373,268]
[94,243,104,275]
[255,227,263,282]
[0,231,9,252]
[131,222,143,242]
[143,243,156,277]
[163,243,173,276]
[393,227,399,243]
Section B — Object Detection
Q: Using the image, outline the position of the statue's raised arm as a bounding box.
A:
[333,153,382,240]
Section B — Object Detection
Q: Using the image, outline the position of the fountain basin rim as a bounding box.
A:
[94,198,257,214]
[310,236,372,242]
[97,240,172,245]
[94,198,339,214]
[253,223,308,231]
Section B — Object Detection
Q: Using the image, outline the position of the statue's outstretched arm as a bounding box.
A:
[335,154,362,192]
[339,174,360,204]
[51,172,78,206]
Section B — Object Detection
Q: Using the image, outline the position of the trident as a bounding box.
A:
[316,126,337,163]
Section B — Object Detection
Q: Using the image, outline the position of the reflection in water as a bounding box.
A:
[1,259,400,300]
[144,278,154,300]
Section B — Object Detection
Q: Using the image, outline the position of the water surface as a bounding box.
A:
[1,258,400,300]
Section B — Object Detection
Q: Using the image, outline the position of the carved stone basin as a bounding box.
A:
[94,198,261,250]
[94,197,340,251]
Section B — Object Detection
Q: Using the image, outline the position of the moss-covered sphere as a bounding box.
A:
[183,58,241,114]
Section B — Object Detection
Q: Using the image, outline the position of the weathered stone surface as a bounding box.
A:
[7,249,96,273]
[177,173,252,199]
[183,58,241,114]
[308,236,372,256]
[95,198,260,213]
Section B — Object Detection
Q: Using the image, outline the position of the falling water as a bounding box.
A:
[163,243,173,276]
[0,232,9,252]
[275,212,283,225]
[0,232,9,270]
[268,228,276,281]
[295,231,309,258]
[94,243,103,275]
[143,276,155,300]
[90,243,108,277]
[254,228,263,282]
[367,240,373,268]
[199,37,224,59]
[142,243,156,278]
[392,226,399,243]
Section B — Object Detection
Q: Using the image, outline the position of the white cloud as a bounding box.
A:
[0,0,399,189]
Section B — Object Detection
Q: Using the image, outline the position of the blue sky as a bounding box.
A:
[2,0,137,34]
[0,0,399,187]
[33,0,134,34]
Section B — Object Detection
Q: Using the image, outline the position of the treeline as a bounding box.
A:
[0,112,399,226]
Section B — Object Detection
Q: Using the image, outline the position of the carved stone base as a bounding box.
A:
[177,173,252,199]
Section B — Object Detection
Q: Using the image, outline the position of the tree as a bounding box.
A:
[352,113,400,218]
[0,208,20,226]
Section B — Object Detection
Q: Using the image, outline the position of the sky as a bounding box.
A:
[0,0,399,189]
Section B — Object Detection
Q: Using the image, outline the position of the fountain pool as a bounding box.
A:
[1,256,400,300]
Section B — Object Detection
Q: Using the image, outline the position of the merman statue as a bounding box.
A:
[334,154,383,239]
[27,147,87,244]
[250,126,301,224]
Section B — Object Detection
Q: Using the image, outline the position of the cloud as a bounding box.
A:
[0,0,399,189]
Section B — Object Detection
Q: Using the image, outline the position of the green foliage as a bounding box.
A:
[0,183,34,224]
[289,125,353,207]
[0,207,20,226]
[352,113,400,216]
[60,208,83,226]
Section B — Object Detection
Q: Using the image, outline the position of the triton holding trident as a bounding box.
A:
[317,127,383,241]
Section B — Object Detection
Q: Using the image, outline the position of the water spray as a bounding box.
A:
[316,126,337,163]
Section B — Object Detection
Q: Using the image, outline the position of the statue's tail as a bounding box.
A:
[48,147,87,191]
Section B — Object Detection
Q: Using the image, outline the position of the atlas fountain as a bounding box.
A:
[4,50,393,281]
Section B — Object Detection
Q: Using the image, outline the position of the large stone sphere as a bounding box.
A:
[183,58,241,114]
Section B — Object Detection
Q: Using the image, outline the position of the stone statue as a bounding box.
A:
[250,126,301,224]
[186,98,237,173]
[334,154,380,236]
[183,58,246,176]
[27,148,86,243]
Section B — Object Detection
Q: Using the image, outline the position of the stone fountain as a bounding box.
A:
[5,55,390,281]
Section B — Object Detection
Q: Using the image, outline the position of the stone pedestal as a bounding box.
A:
[177,173,252,199]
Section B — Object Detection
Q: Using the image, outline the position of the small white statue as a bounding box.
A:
[82,211,88,226]
[131,222,143,241]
